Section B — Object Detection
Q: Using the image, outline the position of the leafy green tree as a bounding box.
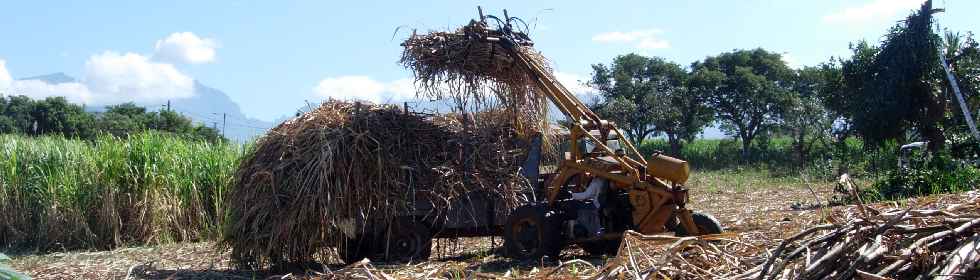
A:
[0,116,16,134]
[591,54,660,145]
[0,95,225,143]
[192,125,224,143]
[105,102,148,120]
[97,111,143,137]
[3,95,36,133]
[691,48,795,159]
[784,66,837,169]
[649,66,713,157]
[0,97,15,133]
[942,31,980,138]
[590,54,711,155]
[147,110,194,134]
[97,102,150,137]
[833,1,948,150]
[29,97,93,138]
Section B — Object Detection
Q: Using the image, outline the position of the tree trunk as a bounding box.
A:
[740,134,753,161]
[921,124,946,152]
[795,129,806,170]
[667,133,682,157]
[922,88,947,152]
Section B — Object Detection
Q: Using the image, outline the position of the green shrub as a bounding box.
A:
[867,153,980,200]
[638,137,865,174]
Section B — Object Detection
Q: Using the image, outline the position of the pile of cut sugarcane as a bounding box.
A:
[746,190,980,279]
[589,187,980,280]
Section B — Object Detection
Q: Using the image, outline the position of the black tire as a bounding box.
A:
[503,205,563,259]
[580,239,621,256]
[674,212,723,236]
[338,235,373,264]
[383,218,432,263]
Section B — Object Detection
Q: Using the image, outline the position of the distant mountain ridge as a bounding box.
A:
[20,72,76,84]
[18,73,274,142]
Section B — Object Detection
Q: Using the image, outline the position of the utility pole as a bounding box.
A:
[222,113,227,138]
[166,100,171,112]
[937,29,980,143]
[934,8,980,145]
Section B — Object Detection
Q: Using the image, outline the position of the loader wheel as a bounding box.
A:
[675,212,724,236]
[384,218,432,263]
[504,205,563,259]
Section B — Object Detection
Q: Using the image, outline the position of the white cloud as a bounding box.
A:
[4,52,194,105]
[9,80,93,104]
[554,72,592,95]
[84,51,195,104]
[0,59,11,91]
[153,32,218,64]
[781,52,801,69]
[313,76,418,103]
[386,78,420,100]
[554,71,601,104]
[592,29,670,50]
[822,0,924,24]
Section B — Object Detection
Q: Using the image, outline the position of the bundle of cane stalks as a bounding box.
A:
[400,19,552,137]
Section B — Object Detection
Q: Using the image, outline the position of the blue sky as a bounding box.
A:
[0,0,977,122]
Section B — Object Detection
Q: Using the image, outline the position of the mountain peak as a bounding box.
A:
[19,72,76,84]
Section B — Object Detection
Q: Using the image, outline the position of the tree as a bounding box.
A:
[192,125,224,143]
[97,102,151,137]
[97,111,143,137]
[590,54,660,145]
[147,110,194,134]
[0,95,225,143]
[29,97,93,138]
[105,102,148,119]
[833,1,948,151]
[942,31,980,136]
[649,65,713,157]
[0,97,15,133]
[3,95,36,133]
[691,48,794,159]
[784,66,837,169]
[590,54,711,155]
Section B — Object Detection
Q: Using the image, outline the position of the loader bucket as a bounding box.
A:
[647,153,689,184]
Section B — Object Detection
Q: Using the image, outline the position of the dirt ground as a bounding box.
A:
[8,178,838,279]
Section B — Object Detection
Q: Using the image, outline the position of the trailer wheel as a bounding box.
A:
[504,205,563,259]
[675,212,723,236]
[384,218,432,262]
[338,235,373,264]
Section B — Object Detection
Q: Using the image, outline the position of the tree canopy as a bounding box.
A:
[690,48,794,158]
[0,96,224,142]
[590,54,712,155]
[829,1,951,150]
